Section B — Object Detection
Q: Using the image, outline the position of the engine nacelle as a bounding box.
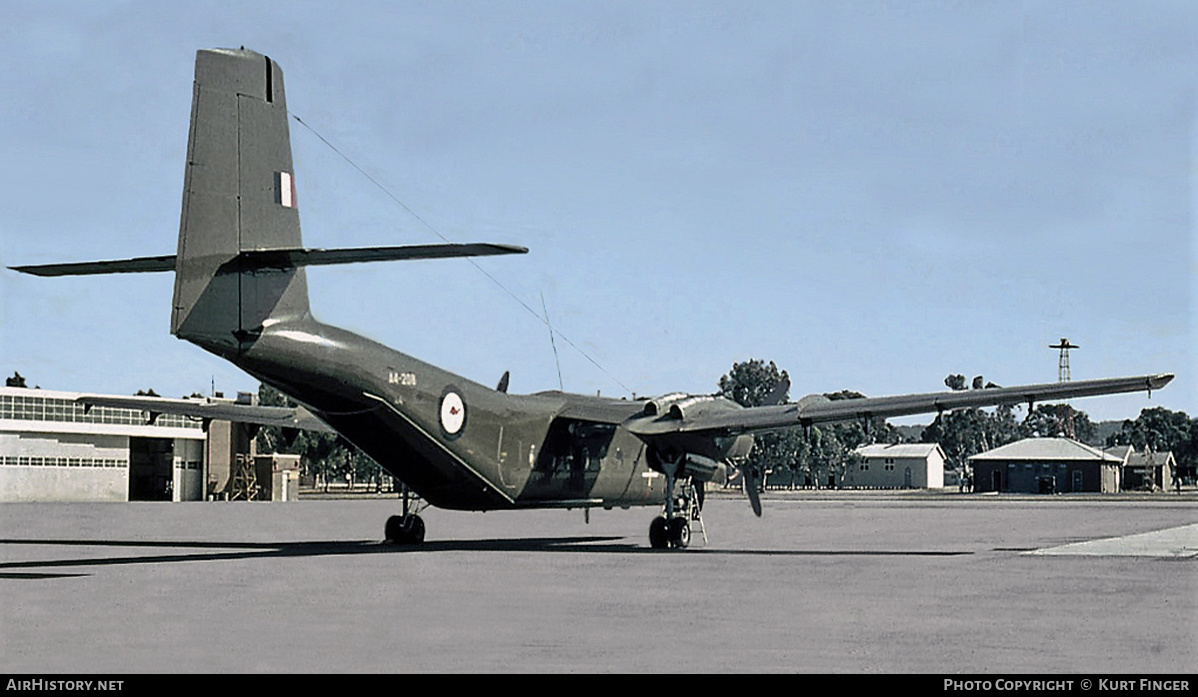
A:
[666,395,740,421]
[642,392,690,417]
[682,453,726,482]
[642,393,742,420]
[645,447,727,483]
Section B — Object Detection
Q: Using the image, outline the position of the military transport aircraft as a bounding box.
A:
[11,48,1173,549]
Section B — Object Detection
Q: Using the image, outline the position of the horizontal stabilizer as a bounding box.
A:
[234,242,528,269]
[9,243,527,277]
[9,255,177,277]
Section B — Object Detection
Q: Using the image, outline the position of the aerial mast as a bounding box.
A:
[1049,338,1078,383]
[1049,338,1079,439]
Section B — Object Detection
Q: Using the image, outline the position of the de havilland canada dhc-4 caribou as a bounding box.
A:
[11,49,1174,549]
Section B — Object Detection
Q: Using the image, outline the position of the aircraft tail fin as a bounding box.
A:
[171,48,309,352]
[8,48,529,350]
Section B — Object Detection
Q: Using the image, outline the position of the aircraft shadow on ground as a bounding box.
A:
[0,536,972,576]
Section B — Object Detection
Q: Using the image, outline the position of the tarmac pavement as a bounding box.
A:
[0,493,1194,673]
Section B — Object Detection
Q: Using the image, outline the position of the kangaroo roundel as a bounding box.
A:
[439,388,467,439]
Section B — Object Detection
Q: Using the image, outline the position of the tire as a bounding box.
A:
[404,515,426,544]
[668,517,690,549]
[385,515,406,543]
[385,514,425,544]
[649,516,670,549]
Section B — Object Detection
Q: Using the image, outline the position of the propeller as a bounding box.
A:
[725,459,763,517]
[761,375,790,407]
[650,445,764,517]
[735,374,783,516]
[740,463,763,517]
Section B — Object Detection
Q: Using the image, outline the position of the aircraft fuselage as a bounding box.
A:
[215,317,676,511]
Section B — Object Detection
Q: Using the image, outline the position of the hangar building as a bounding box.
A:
[969,437,1122,494]
[0,386,287,502]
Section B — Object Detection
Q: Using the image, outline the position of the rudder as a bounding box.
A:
[171,48,309,352]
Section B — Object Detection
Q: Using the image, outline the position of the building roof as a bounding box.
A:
[1101,445,1134,464]
[1,385,205,439]
[855,443,945,459]
[1126,450,1176,467]
[969,437,1122,463]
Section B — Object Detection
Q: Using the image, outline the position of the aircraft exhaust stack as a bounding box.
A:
[171,48,310,354]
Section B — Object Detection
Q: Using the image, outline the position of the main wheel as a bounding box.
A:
[668,517,690,549]
[649,516,670,549]
[403,514,426,544]
[385,515,404,543]
[385,514,426,544]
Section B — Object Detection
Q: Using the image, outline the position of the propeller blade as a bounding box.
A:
[761,375,790,406]
[741,466,763,517]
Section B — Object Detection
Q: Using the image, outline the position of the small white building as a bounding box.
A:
[847,443,946,489]
[1103,444,1177,491]
[1,387,209,502]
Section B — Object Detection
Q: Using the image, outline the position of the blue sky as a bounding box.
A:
[1,1,1193,424]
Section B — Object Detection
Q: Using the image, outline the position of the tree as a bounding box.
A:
[254,383,387,490]
[921,403,1019,474]
[717,359,793,488]
[790,424,858,489]
[1107,407,1192,451]
[921,373,1112,478]
[1106,407,1196,484]
[822,389,903,446]
[718,359,789,408]
[715,360,881,489]
[1017,404,1096,443]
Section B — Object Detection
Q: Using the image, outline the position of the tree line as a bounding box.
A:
[252,362,1197,489]
[253,383,390,491]
[718,361,1197,486]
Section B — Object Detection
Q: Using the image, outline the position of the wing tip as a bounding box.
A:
[1148,373,1174,390]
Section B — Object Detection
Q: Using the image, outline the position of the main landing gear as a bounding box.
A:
[647,449,707,549]
[648,480,706,549]
[649,511,689,549]
[385,483,427,545]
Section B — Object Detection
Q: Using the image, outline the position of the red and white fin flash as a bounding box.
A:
[276,171,296,208]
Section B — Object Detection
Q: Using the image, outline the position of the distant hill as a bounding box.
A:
[1091,420,1124,446]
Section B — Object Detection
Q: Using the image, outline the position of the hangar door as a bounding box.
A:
[129,437,173,501]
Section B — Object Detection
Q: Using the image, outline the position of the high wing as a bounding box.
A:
[624,373,1175,438]
[76,394,334,433]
